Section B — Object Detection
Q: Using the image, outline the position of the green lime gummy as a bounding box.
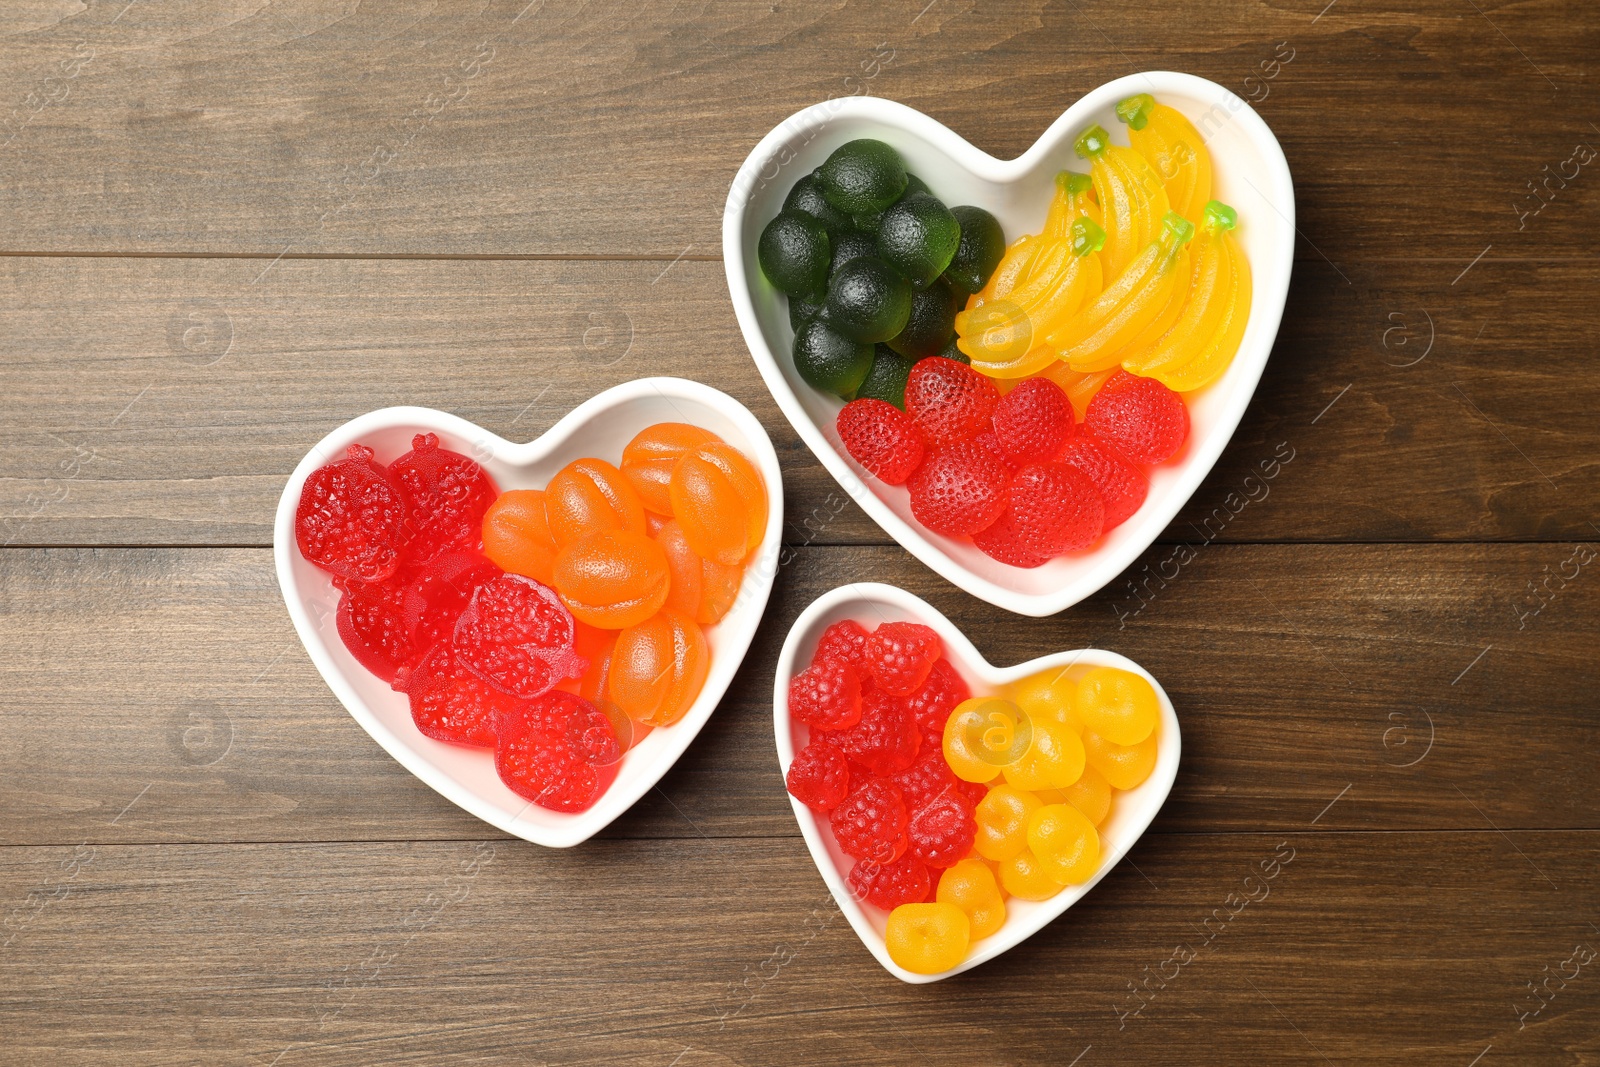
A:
[1115,94,1155,131]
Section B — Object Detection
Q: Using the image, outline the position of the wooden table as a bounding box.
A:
[3,2,1597,1063]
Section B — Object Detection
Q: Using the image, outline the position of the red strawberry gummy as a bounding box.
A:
[495,690,620,813]
[973,462,1106,567]
[830,779,909,864]
[991,377,1075,464]
[1059,435,1149,532]
[788,657,864,731]
[906,440,1010,537]
[814,619,871,669]
[975,430,1019,473]
[903,657,969,741]
[847,854,931,910]
[1084,371,1190,465]
[402,550,502,663]
[785,739,852,811]
[865,621,943,696]
[892,747,959,812]
[390,433,499,565]
[295,443,409,583]
[335,576,413,685]
[904,357,1000,447]
[906,791,977,869]
[397,639,517,746]
[453,574,584,698]
[837,398,925,486]
[838,685,921,775]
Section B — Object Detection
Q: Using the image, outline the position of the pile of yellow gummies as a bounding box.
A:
[885,665,1162,974]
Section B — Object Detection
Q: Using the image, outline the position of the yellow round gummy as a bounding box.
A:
[998,849,1067,901]
[1083,728,1159,791]
[1075,667,1159,745]
[1027,803,1101,884]
[1036,765,1112,826]
[937,859,1007,939]
[1000,718,1086,791]
[943,697,1032,783]
[885,902,971,975]
[1009,668,1083,732]
[974,785,1041,862]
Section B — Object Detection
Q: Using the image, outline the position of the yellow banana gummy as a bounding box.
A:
[1122,200,1237,378]
[1158,202,1251,392]
[1115,93,1213,224]
[1074,123,1170,283]
[1047,212,1195,373]
[1041,171,1102,240]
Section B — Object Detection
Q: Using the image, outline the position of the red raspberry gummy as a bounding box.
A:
[906,440,1010,537]
[973,462,1106,567]
[990,377,1076,465]
[838,685,921,775]
[335,576,414,685]
[1059,436,1149,532]
[906,791,977,869]
[453,574,584,698]
[390,433,499,565]
[788,658,863,731]
[904,357,1000,447]
[830,779,909,864]
[785,739,852,811]
[395,639,518,747]
[848,854,931,910]
[295,443,409,583]
[1083,371,1190,464]
[814,619,871,669]
[495,690,621,813]
[837,398,925,485]
[892,747,960,812]
[903,657,969,743]
[865,621,943,696]
[402,550,502,663]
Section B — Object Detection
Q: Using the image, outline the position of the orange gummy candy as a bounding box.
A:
[610,609,710,727]
[480,489,559,586]
[669,442,768,567]
[552,528,670,629]
[621,423,722,516]
[545,458,647,547]
[656,518,744,626]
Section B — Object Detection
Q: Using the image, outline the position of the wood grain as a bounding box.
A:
[3,257,1598,547]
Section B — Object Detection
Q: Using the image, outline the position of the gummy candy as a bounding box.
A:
[481,489,559,586]
[1037,765,1112,826]
[972,462,1105,567]
[838,685,921,776]
[620,423,721,516]
[1083,728,1159,791]
[998,848,1067,901]
[831,779,910,863]
[1040,363,1118,420]
[1115,94,1212,224]
[1027,803,1100,884]
[989,378,1076,466]
[891,747,961,812]
[786,739,853,810]
[1009,668,1083,733]
[390,433,498,565]
[903,657,970,746]
[397,639,516,747]
[999,718,1086,791]
[544,458,648,547]
[903,357,1000,448]
[849,854,931,911]
[495,690,621,813]
[453,573,584,699]
[1075,666,1159,745]
[836,398,926,485]
[907,791,977,869]
[609,609,709,727]
[1073,123,1172,283]
[336,576,413,685]
[973,783,1041,861]
[1049,213,1195,373]
[936,858,1006,939]
[943,697,1031,784]
[552,529,671,630]
[1143,201,1253,393]
[1084,371,1189,465]
[656,518,743,626]
[788,657,864,731]
[1058,436,1149,532]
[670,442,768,567]
[885,902,969,974]
[401,550,502,664]
[815,619,872,670]
[295,443,409,583]
[907,441,1010,538]
[864,621,943,696]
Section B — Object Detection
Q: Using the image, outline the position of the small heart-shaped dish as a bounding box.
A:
[725,73,1294,616]
[274,378,784,847]
[773,583,1181,982]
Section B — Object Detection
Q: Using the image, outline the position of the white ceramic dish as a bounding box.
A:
[274,378,784,847]
[773,583,1181,982]
[724,73,1294,617]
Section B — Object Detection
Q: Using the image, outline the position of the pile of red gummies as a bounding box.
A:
[834,360,1189,567]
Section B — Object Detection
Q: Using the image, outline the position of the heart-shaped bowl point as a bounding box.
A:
[725,73,1295,616]
[774,583,1181,983]
[274,378,784,848]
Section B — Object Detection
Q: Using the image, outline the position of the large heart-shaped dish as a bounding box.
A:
[274,378,784,847]
[774,583,1181,982]
[725,73,1294,616]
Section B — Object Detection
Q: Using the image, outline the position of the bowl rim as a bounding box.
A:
[722,72,1295,616]
[273,376,785,847]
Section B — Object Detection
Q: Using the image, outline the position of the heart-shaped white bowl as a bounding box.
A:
[774,582,1181,982]
[725,73,1295,616]
[274,378,784,847]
